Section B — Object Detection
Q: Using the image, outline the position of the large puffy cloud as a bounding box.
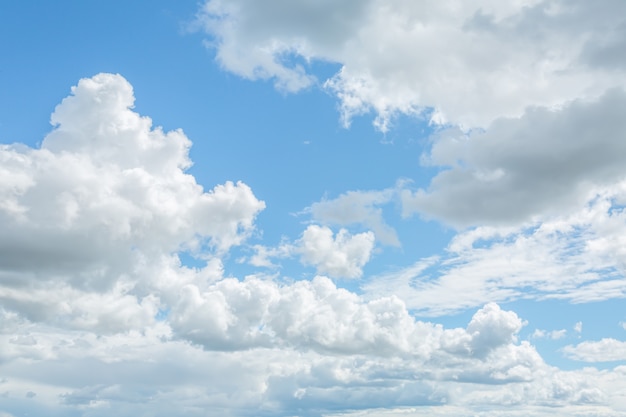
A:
[465,302,524,358]
[169,275,531,364]
[402,89,626,228]
[6,73,264,257]
[0,73,264,326]
[196,0,626,129]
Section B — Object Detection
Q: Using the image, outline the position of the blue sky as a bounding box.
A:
[2,1,626,416]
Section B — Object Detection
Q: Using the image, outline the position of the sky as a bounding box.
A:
[1,1,626,416]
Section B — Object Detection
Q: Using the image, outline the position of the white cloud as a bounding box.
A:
[3,277,626,416]
[563,339,626,362]
[0,73,264,329]
[296,225,375,279]
[196,0,626,130]
[169,275,432,354]
[167,278,537,370]
[575,322,583,334]
[245,224,376,278]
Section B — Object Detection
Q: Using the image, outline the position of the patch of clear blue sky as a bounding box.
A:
[0,1,203,144]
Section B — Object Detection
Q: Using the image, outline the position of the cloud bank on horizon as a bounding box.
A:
[1,1,626,416]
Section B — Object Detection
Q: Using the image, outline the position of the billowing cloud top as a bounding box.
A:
[0,73,265,324]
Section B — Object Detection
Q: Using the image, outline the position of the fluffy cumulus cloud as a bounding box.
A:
[297,225,375,279]
[0,73,265,328]
[3,293,626,416]
[196,0,626,130]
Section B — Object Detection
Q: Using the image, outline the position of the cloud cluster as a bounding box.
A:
[197,0,626,129]
[3,73,626,416]
[248,225,375,279]
[3,296,624,417]
[0,73,264,327]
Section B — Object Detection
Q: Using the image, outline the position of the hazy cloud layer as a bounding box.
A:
[245,224,375,278]
[297,225,375,279]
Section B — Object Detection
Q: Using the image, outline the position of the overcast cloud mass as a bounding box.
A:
[1,1,626,416]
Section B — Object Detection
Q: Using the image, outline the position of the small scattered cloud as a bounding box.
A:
[532,329,567,340]
[575,322,583,334]
[563,338,626,362]
[296,225,375,279]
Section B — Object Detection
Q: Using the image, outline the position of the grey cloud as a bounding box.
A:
[308,188,400,246]
[403,88,626,227]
